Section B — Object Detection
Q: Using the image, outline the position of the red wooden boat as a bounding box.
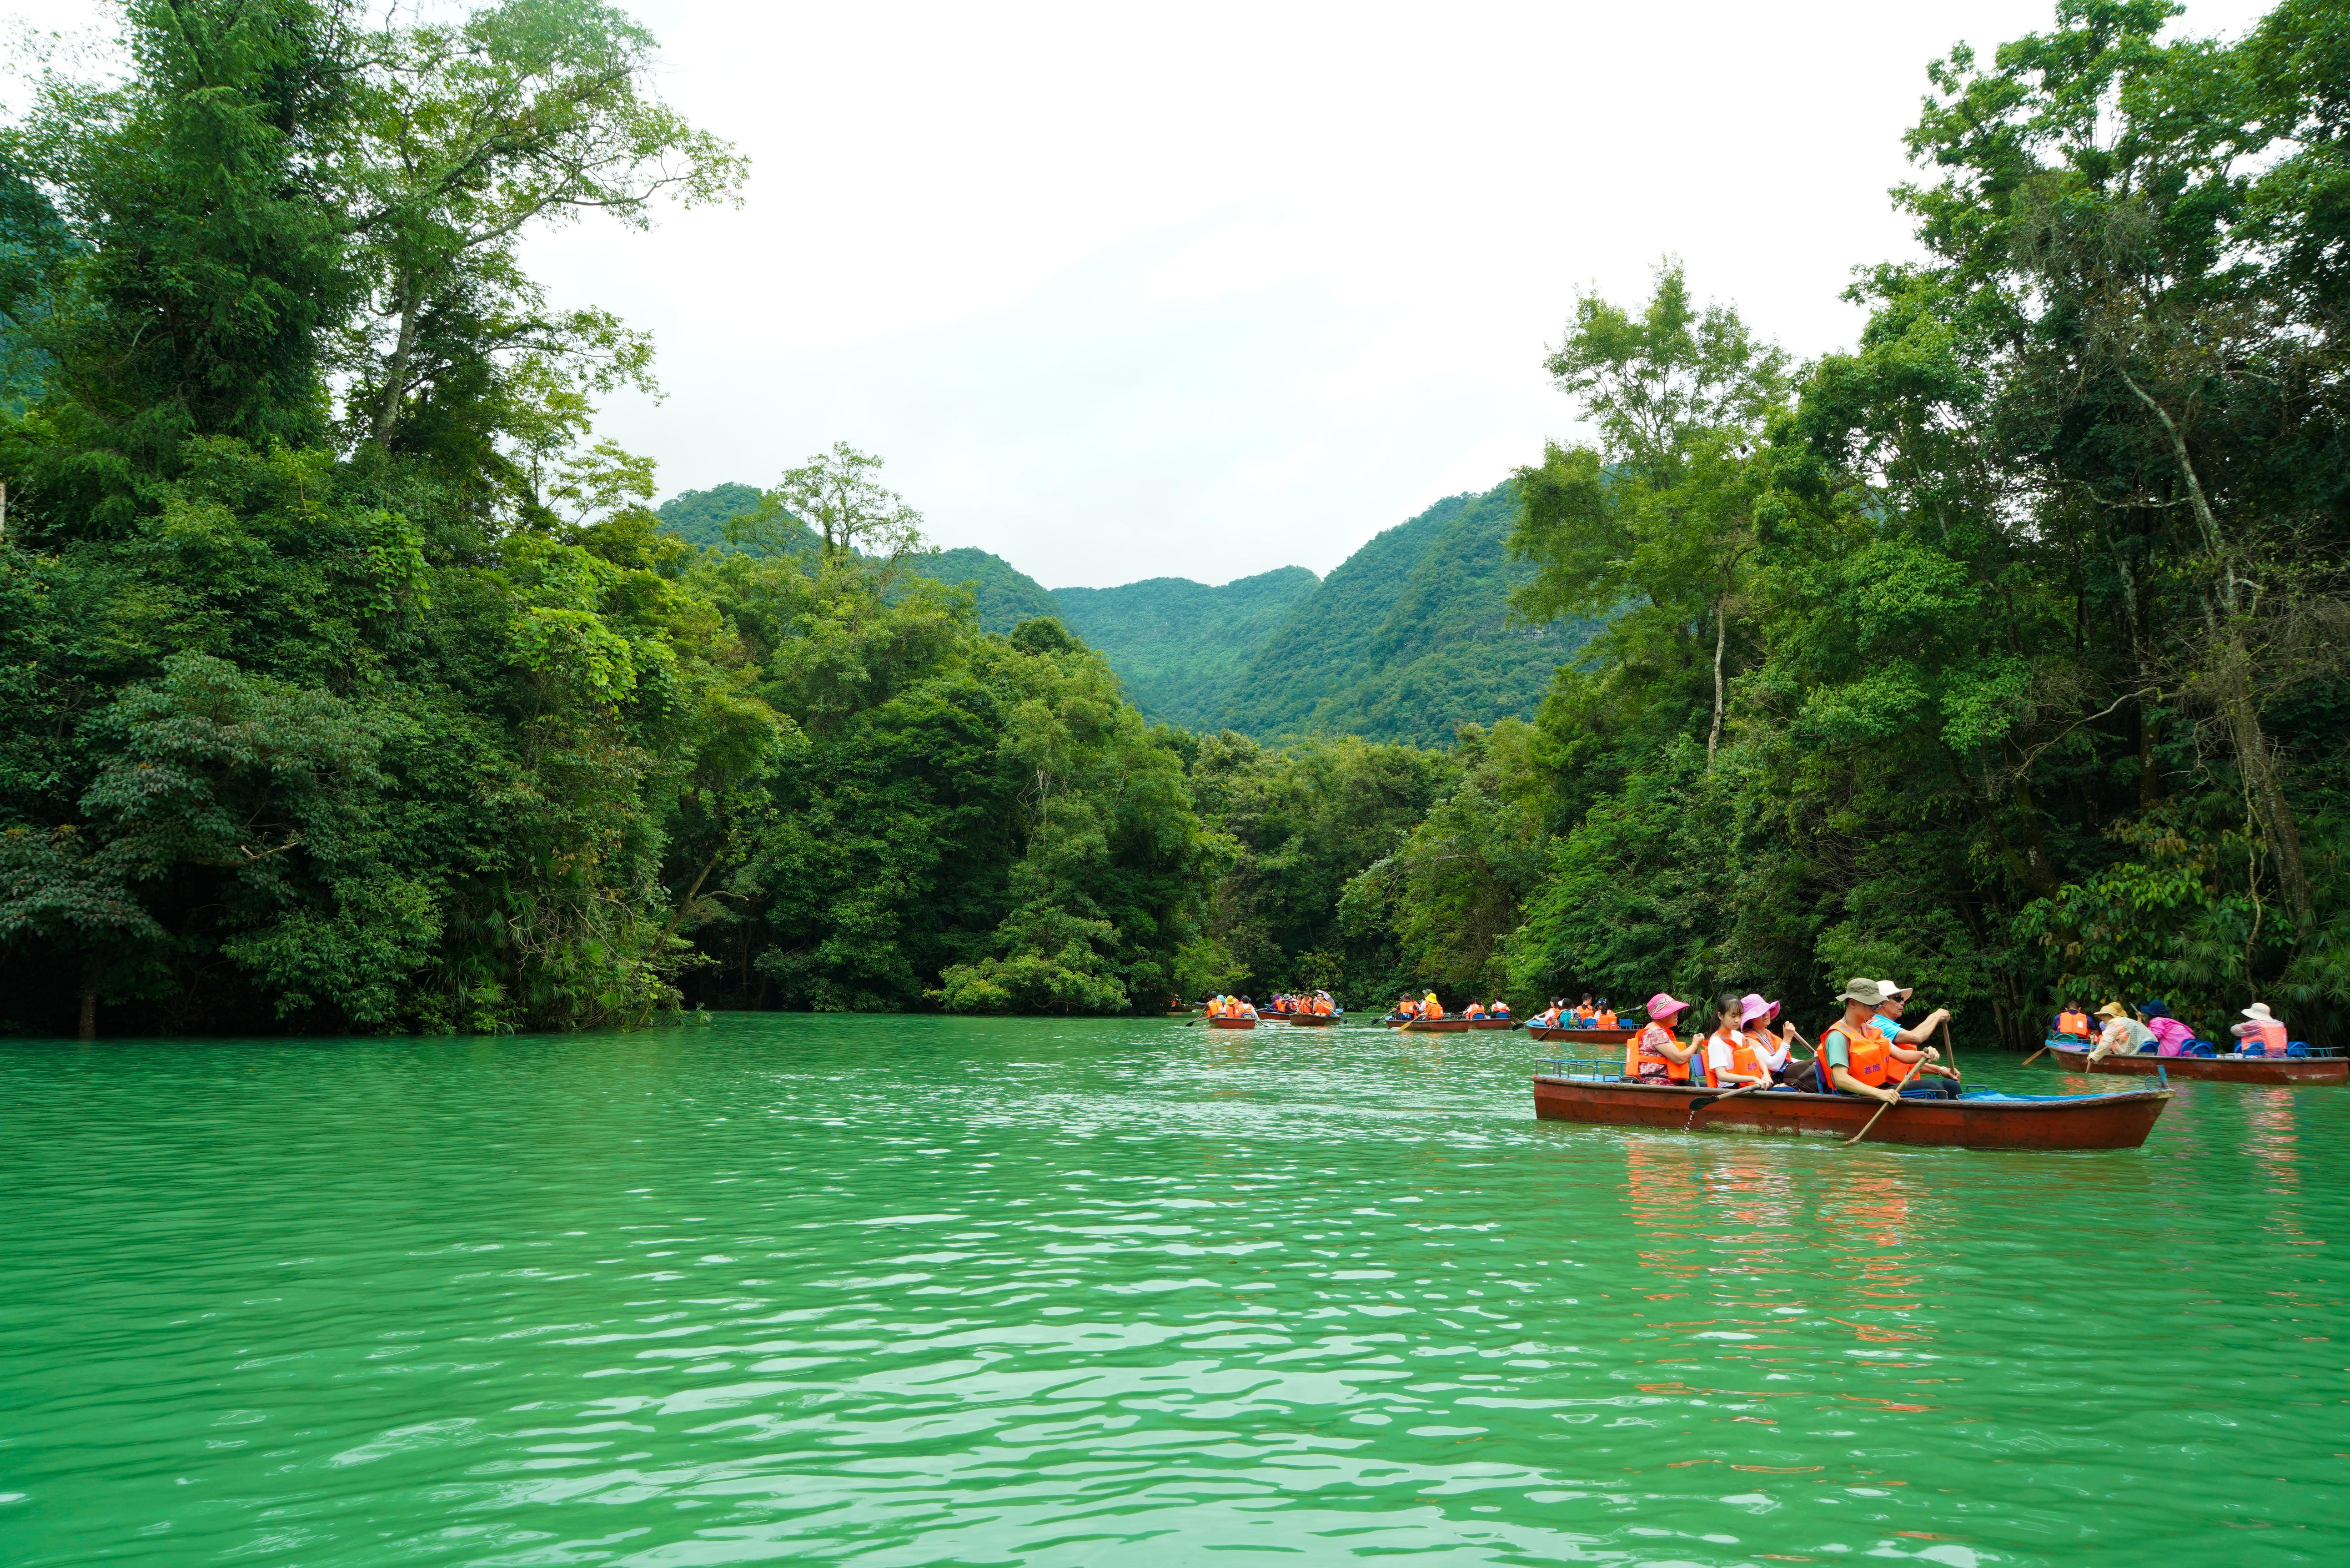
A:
[1401,1016,1470,1033]
[1532,1073,2169,1150]
[1285,1011,1341,1026]
[1527,1025,1635,1044]
[2043,1042,2347,1086]
[1207,1014,1258,1030]
[1466,1017,1521,1030]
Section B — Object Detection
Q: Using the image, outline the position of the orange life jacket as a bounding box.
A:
[1597,1010,1617,1029]
[2058,1009,2091,1039]
[1822,1018,1890,1090]
[1625,1021,1688,1082]
[1707,1029,1766,1085]
[1742,1026,1783,1075]
[1465,1003,1486,1018]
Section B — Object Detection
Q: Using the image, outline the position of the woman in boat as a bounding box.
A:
[2087,1001,2156,1063]
[1626,993,1699,1082]
[1532,999,1563,1027]
[1423,990,1443,1020]
[2231,1002,2289,1057]
[1740,994,1801,1086]
[2140,1000,2196,1057]
[1463,1000,1488,1019]
[1594,1001,1618,1029]
[1702,992,1773,1090]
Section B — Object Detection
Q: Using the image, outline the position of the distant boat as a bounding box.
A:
[2043,1041,2346,1086]
[1528,1025,1635,1044]
[1285,1012,1341,1027]
[1533,1072,2170,1150]
[1466,1017,1521,1031]
[1401,1016,1470,1033]
[1208,1014,1258,1030]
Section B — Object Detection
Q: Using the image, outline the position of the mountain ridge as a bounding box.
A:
[657,479,1592,744]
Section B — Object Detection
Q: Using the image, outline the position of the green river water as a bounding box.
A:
[3,1015,2344,1566]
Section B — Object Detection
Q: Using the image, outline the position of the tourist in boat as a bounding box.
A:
[1702,992,1773,1089]
[2055,1001,2094,1040]
[2087,1001,2156,1063]
[1820,979,1945,1102]
[1740,994,1801,1086]
[1423,990,1443,1019]
[1464,1000,1488,1019]
[2231,1002,2289,1057]
[1573,994,1595,1024]
[2140,1000,2196,1057]
[1626,993,1699,1082]
[1874,980,1963,1092]
[1532,999,1563,1027]
[1594,1001,1618,1029]
[1491,999,1511,1018]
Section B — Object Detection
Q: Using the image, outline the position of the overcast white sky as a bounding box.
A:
[14,1,2275,586]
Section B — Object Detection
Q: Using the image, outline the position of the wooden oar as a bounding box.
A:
[2020,1040,2054,1067]
[1842,1055,1928,1146]
[1694,1080,1772,1110]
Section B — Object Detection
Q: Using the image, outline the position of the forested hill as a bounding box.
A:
[1052,568,1321,730]
[1215,485,1594,745]
[657,480,1595,743]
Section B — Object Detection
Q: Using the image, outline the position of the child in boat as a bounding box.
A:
[1702,992,1773,1090]
[2231,1002,2288,1056]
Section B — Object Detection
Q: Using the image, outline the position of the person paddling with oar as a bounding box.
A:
[1819,979,1917,1109]
[1873,980,1962,1098]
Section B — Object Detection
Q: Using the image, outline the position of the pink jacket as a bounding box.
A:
[2148,1016,2194,1056]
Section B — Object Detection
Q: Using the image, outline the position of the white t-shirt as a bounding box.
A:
[1704,1032,1741,1080]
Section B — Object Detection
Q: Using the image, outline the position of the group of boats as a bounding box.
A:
[1174,999,2343,1152]
[1525,1020,2342,1150]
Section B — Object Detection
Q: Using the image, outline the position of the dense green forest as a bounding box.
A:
[4,0,2345,1050]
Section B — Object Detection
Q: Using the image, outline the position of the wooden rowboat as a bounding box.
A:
[1467,1017,1521,1030]
[2044,1041,2347,1086]
[1401,1016,1470,1033]
[1527,1025,1634,1044]
[1207,1015,1258,1030]
[1533,1073,2169,1150]
[1285,1012,1342,1026]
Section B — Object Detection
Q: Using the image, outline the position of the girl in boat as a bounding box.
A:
[1740,994,1803,1087]
[1702,992,1773,1089]
[1626,993,1698,1082]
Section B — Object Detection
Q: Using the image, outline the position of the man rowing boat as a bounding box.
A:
[1818,978,1949,1104]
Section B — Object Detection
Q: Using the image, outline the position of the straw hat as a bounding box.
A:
[2242,1001,2279,1024]
[2095,1001,2129,1019]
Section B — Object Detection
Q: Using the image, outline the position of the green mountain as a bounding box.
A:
[654,482,763,547]
[914,547,1062,633]
[653,478,1591,745]
[1217,483,1594,745]
[1051,568,1320,729]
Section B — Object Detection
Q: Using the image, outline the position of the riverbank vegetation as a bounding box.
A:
[4,0,2345,1046]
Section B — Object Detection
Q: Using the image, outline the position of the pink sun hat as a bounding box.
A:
[1647,992,1690,1022]
[1739,993,1773,1025]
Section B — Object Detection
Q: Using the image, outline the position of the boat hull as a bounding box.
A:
[1207,1015,1257,1030]
[1527,1026,1634,1044]
[1532,1075,2169,1150]
[2045,1043,2346,1085]
[1402,1017,1470,1033]
[1285,1012,1341,1026]
[1467,1019,1521,1030]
